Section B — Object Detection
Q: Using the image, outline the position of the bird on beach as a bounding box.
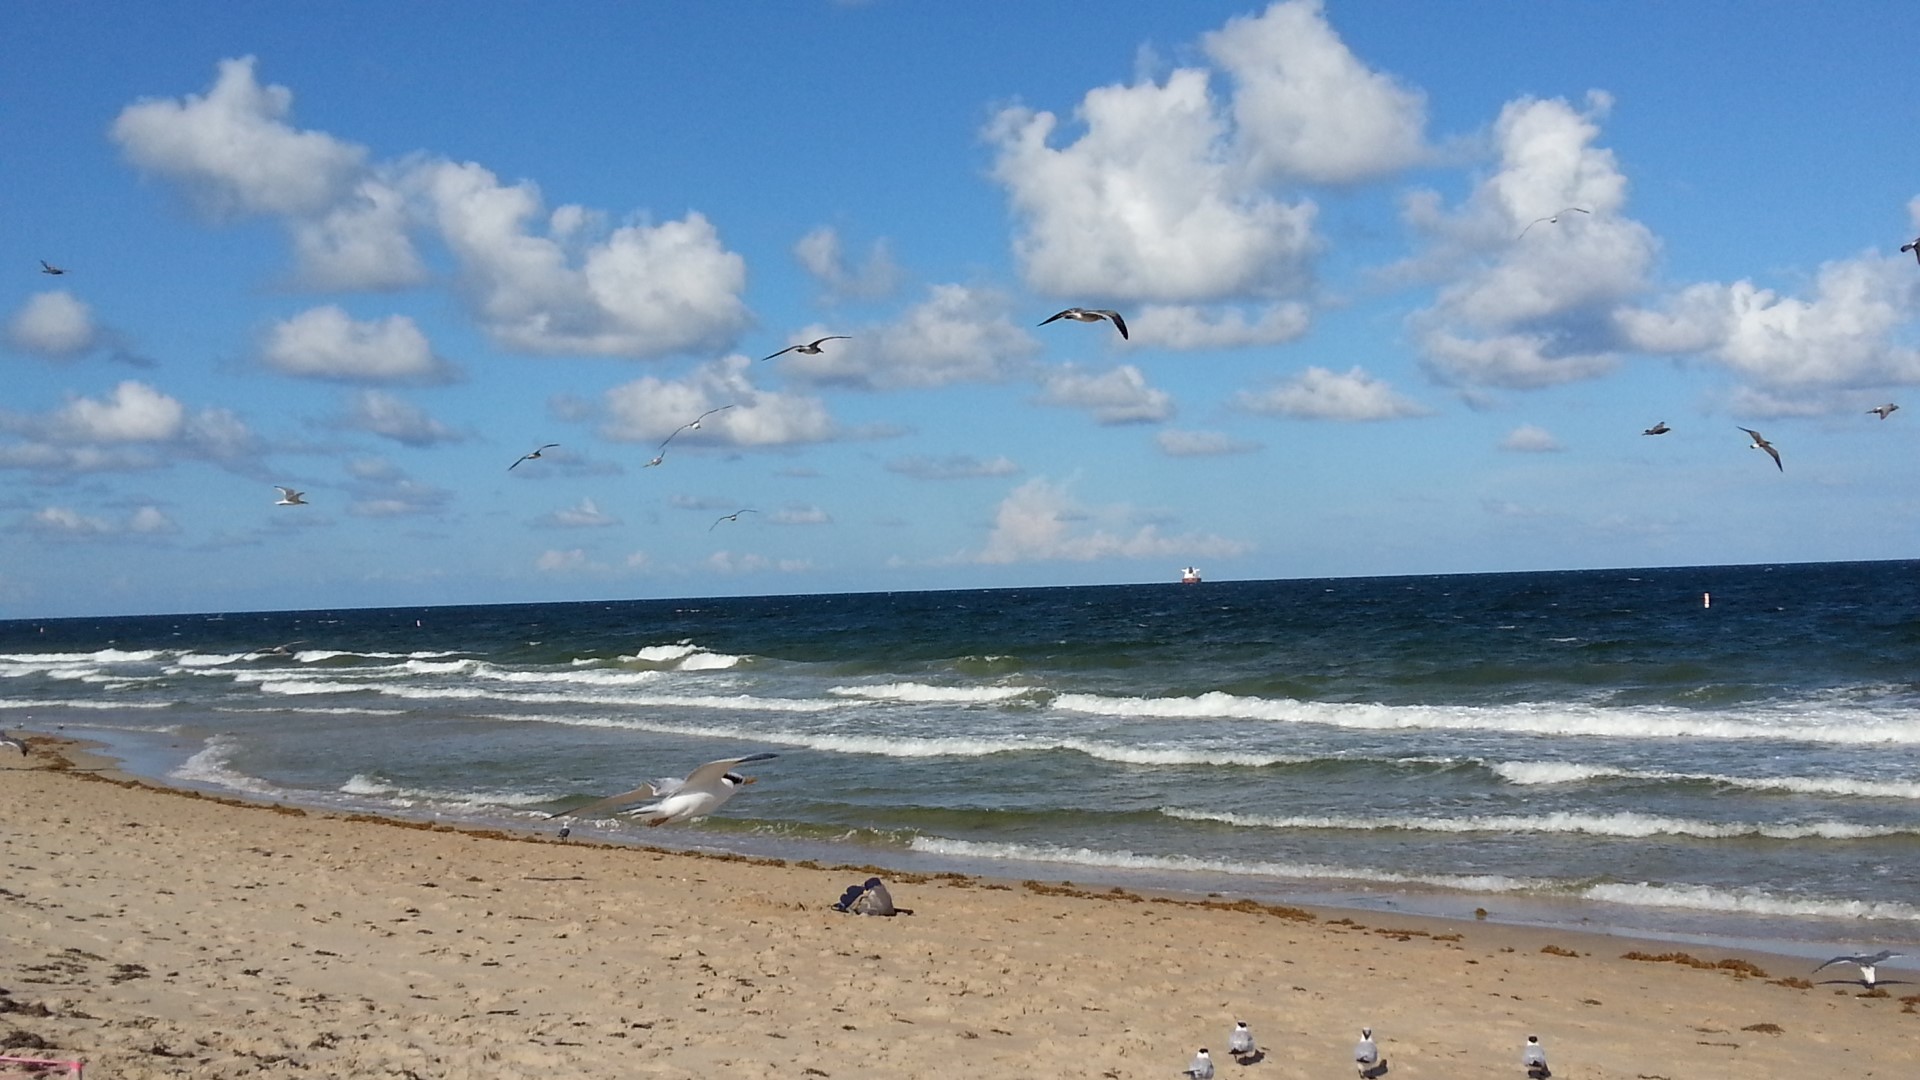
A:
[1523,1034,1551,1078]
[1353,1028,1380,1077]
[549,753,778,829]
[1869,403,1899,420]
[1738,427,1782,471]
[1517,207,1590,238]
[39,259,65,275]
[1039,307,1128,340]
[710,509,758,531]
[1227,1020,1257,1061]
[1813,949,1903,987]
[761,335,849,361]
[509,443,559,470]
[1642,421,1670,435]
[0,731,26,755]
[1902,237,1919,264]
[1181,1047,1214,1080]
[273,486,308,505]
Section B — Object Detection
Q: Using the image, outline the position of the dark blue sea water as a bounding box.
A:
[4,560,1918,956]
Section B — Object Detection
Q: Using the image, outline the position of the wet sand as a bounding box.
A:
[1,736,1914,1078]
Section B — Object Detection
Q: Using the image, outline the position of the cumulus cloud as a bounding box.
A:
[1155,429,1262,457]
[778,284,1041,390]
[338,390,464,446]
[707,551,813,575]
[54,381,186,442]
[1499,424,1564,452]
[288,176,427,290]
[260,306,457,383]
[770,505,832,526]
[793,225,903,302]
[885,454,1020,480]
[1125,302,1311,350]
[7,292,102,359]
[535,548,604,573]
[539,498,618,528]
[1033,364,1174,424]
[1234,365,1431,420]
[0,381,257,472]
[601,356,839,448]
[343,456,452,517]
[968,476,1250,565]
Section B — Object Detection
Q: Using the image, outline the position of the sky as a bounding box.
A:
[6,1,1920,618]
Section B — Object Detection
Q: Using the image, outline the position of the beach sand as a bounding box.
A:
[2,736,1913,1078]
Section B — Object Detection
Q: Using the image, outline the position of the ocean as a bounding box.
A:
[4,560,1918,959]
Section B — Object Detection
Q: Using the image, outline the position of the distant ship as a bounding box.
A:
[1180,566,1202,584]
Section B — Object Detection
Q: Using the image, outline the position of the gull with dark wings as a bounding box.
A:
[0,731,26,756]
[1813,949,1903,987]
[1517,207,1590,238]
[710,509,759,531]
[548,753,778,828]
[1039,307,1128,340]
[762,335,849,361]
[1869,403,1899,420]
[1738,426,1782,472]
[273,486,308,506]
[39,260,65,275]
[1902,237,1919,264]
[509,443,559,470]
[1642,421,1670,435]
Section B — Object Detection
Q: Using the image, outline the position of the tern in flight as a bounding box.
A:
[1039,307,1128,340]
[1738,427,1782,471]
[1902,237,1919,264]
[273,486,308,505]
[1517,207,1590,238]
[509,443,559,470]
[1642,421,1670,435]
[649,406,736,467]
[39,260,65,275]
[710,509,759,531]
[0,731,26,755]
[1869,403,1899,420]
[761,335,849,361]
[1813,949,1903,987]
[548,753,778,828]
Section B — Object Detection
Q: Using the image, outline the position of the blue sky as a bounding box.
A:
[6,1,1920,618]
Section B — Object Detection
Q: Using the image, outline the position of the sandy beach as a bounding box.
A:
[2,736,1913,1079]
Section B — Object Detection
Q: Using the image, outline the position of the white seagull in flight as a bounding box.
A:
[509,443,559,470]
[1738,426,1783,472]
[1869,403,1899,420]
[1902,237,1919,264]
[761,335,849,361]
[1039,307,1128,340]
[710,509,759,531]
[649,406,736,466]
[273,486,308,506]
[1517,207,1590,238]
[1813,949,1903,987]
[0,731,26,755]
[549,753,778,828]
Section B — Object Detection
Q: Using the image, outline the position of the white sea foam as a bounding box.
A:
[340,774,553,809]
[252,679,375,696]
[1583,883,1920,923]
[620,643,745,670]
[171,735,281,796]
[1158,806,1917,840]
[1491,761,1920,800]
[829,682,1036,704]
[173,652,250,668]
[0,698,172,711]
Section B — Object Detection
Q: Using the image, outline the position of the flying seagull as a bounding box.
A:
[1902,237,1919,264]
[252,640,307,657]
[273,486,308,506]
[548,753,778,828]
[1813,949,1903,987]
[1869,403,1899,420]
[1353,1028,1380,1078]
[1738,427,1782,471]
[1517,207,1591,238]
[509,443,559,470]
[650,405,737,466]
[1642,421,1670,435]
[1523,1035,1551,1079]
[1181,1047,1214,1080]
[710,509,759,531]
[0,731,26,756]
[762,335,849,361]
[39,260,65,275]
[1039,307,1128,340]
[1227,1021,1257,1061]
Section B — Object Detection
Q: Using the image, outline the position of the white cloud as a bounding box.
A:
[288,175,427,290]
[1203,0,1428,184]
[7,292,101,358]
[793,225,903,301]
[343,456,452,516]
[1034,364,1174,424]
[770,505,832,525]
[602,356,839,448]
[1234,365,1431,420]
[886,454,1020,480]
[706,551,814,575]
[1125,302,1311,350]
[416,159,750,357]
[780,284,1041,390]
[55,381,186,442]
[1155,429,1262,457]
[111,56,366,218]
[536,548,603,573]
[1500,424,1564,452]
[21,504,176,538]
[261,306,456,383]
[339,390,463,446]
[541,498,618,528]
[969,476,1250,565]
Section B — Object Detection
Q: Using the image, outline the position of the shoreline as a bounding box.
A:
[6,734,1918,1078]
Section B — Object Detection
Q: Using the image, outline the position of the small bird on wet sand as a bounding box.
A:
[1869,403,1899,420]
[39,260,65,275]
[1642,421,1670,435]
[1517,207,1590,238]
[1813,949,1903,987]
[1039,307,1128,340]
[0,731,27,755]
[1739,427,1782,471]
[762,335,849,361]
[1354,1028,1380,1077]
[1523,1034,1551,1078]
[1227,1020,1257,1060]
[1181,1047,1214,1080]
[273,486,308,505]
[509,443,559,470]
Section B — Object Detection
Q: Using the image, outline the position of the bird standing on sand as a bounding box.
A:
[761,335,849,361]
[1902,237,1919,264]
[1813,949,1903,987]
[1227,1020,1257,1060]
[1182,1047,1214,1080]
[1738,427,1782,471]
[273,486,308,505]
[0,731,26,755]
[1523,1034,1551,1078]
[548,753,778,829]
[1517,207,1590,238]
[1039,307,1128,340]
[1642,421,1670,435]
[39,260,65,275]
[509,443,559,470]
[1353,1028,1380,1077]
[1870,403,1899,420]
[710,509,759,531]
